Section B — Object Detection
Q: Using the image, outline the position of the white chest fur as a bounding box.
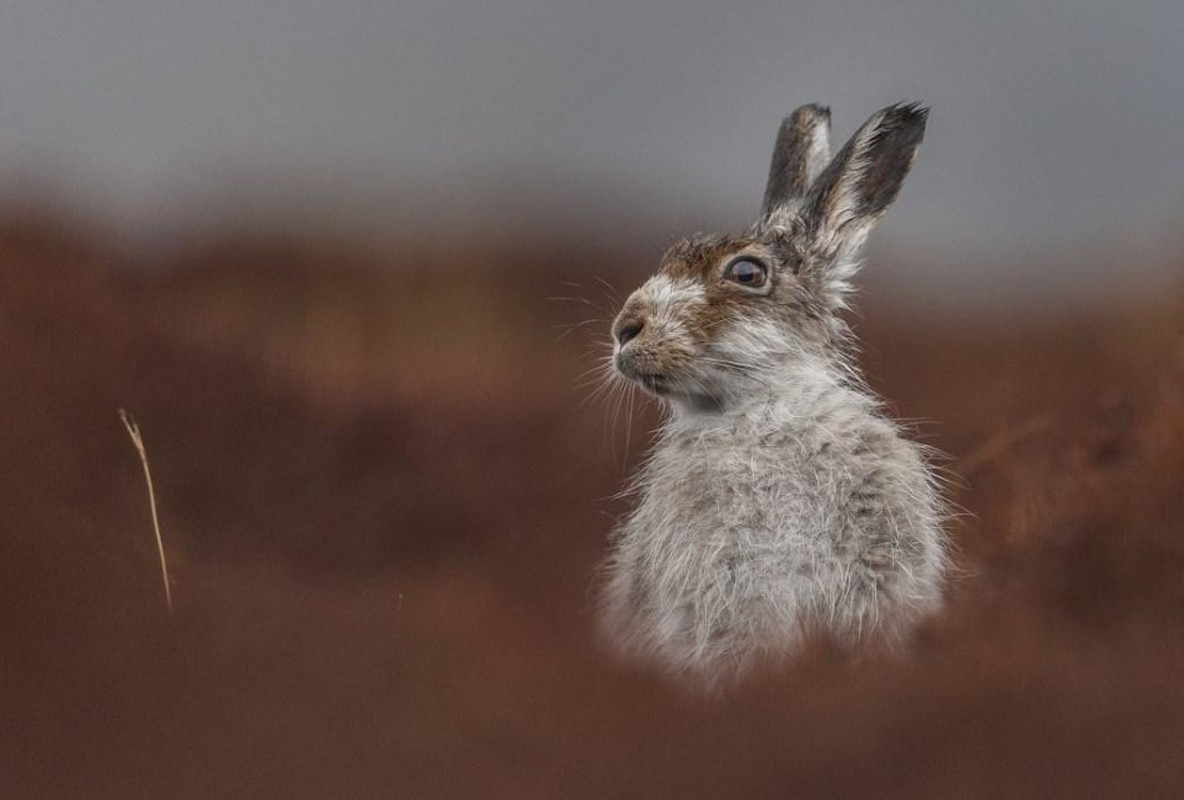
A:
[599,371,945,680]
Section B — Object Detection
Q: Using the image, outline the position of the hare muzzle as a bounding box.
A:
[611,276,706,392]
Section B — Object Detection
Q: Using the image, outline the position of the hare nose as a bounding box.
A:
[614,317,645,346]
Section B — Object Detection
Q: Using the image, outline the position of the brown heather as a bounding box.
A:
[1,209,1182,797]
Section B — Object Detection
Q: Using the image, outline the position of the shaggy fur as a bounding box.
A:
[600,103,946,684]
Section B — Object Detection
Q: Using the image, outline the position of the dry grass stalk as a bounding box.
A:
[119,409,173,619]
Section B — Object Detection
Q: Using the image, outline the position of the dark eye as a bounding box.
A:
[723,258,768,288]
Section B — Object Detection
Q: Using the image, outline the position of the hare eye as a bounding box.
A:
[723,258,768,288]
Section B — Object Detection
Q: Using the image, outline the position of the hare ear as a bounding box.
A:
[759,104,831,223]
[801,102,927,257]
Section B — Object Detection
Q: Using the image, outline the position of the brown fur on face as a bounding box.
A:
[655,231,835,355]
[612,229,841,412]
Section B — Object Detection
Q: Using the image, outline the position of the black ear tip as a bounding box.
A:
[865,102,928,151]
[883,101,929,130]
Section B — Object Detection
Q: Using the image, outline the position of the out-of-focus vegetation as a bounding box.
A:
[1,207,1182,797]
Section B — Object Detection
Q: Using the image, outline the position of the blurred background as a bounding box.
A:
[1,2,1182,798]
[1,0,1182,301]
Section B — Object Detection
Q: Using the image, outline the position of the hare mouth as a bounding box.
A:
[615,352,663,387]
[615,354,710,403]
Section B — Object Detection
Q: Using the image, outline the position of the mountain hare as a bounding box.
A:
[599,103,946,683]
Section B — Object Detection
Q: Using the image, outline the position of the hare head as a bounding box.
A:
[612,103,927,414]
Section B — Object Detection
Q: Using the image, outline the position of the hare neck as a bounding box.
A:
[666,357,870,436]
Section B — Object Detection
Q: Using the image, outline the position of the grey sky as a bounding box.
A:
[1,0,1181,295]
